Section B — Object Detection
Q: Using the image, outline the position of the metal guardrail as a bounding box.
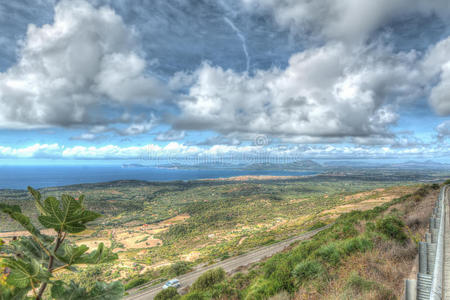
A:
[405,185,448,300]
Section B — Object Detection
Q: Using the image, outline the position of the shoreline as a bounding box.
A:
[0,169,320,191]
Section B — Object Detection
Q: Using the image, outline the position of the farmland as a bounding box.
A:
[0,172,443,293]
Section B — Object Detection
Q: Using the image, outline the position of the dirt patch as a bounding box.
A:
[160,214,190,225]
[120,235,162,249]
[181,251,201,262]
[321,187,415,217]
[343,188,385,202]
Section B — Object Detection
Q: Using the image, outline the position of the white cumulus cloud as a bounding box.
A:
[0,0,166,129]
[240,0,450,43]
[423,37,450,116]
[172,42,423,141]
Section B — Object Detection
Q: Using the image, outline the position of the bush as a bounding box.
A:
[345,272,395,300]
[308,221,326,231]
[341,236,373,255]
[376,215,408,242]
[182,291,206,300]
[124,277,149,290]
[170,261,192,276]
[292,260,325,284]
[191,268,226,291]
[266,259,294,292]
[315,243,342,266]
[245,279,278,300]
[345,272,375,293]
[210,282,241,299]
[155,287,180,300]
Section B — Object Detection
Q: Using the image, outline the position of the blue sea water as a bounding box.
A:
[0,165,318,190]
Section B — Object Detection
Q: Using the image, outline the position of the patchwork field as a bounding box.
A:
[0,172,446,295]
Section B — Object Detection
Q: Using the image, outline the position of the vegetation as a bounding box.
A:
[177,183,438,299]
[0,187,123,299]
[0,175,441,297]
[191,268,226,291]
[155,287,180,300]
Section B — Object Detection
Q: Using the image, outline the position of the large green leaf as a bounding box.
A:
[0,286,31,300]
[55,244,89,265]
[4,236,50,264]
[89,281,124,299]
[0,204,52,243]
[56,243,118,266]
[51,280,86,299]
[51,280,124,300]
[37,193,101,233]
[1,257,50,289]
[27,186,46,216]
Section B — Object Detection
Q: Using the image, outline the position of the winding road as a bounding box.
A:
[126,225,331,300]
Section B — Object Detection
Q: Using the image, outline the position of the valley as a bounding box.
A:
[1,171,443,298]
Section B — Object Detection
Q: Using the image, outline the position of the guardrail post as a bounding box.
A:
[431,228,438,243]
[419,242,428,274]
[417,273,433,299]
[427,243,437,274]
[429,218,435,232]
[404,279,417,300]
[426,232,431,243]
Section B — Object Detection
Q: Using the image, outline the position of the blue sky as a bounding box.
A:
[0,0,450,164]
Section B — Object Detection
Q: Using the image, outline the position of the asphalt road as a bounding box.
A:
[126,225,331,300]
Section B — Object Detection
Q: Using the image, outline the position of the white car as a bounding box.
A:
[162,279,181,289]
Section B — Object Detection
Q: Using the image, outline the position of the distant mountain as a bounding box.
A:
[157,162,244,169]
[387,160,450,169]
[321,161,378,167]
[244,160,322,170]
[121,163,148,168]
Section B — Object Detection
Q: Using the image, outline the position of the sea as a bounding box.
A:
[0,165,318,190]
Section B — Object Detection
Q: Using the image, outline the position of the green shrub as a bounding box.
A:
[155,287,180,300]
[170,261,192,276]
[308,221,326,231]
[292,260,325,284]
[376,215,408,242]
[267,260,294,292]
[341,237,373,255]
[245,279,278,300]
[182,291,206,300]
[210,282,241,299]
[124,277,149,290]
[191,268,225,291]
[345,272,395,299]
[345,272,375,293]
[315,243,342,266]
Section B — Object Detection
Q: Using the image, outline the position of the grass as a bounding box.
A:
[177,183,440,299]
[0,175,434,293]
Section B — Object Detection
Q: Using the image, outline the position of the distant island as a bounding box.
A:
[121,159,450,171]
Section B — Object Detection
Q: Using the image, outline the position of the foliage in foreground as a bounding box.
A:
[0,187,123,299]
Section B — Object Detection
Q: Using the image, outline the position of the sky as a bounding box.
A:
[0,0,450,164]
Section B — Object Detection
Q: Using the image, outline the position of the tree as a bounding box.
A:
[0,187,123,299]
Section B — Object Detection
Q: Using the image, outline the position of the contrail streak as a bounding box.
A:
[223,17,250,72]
